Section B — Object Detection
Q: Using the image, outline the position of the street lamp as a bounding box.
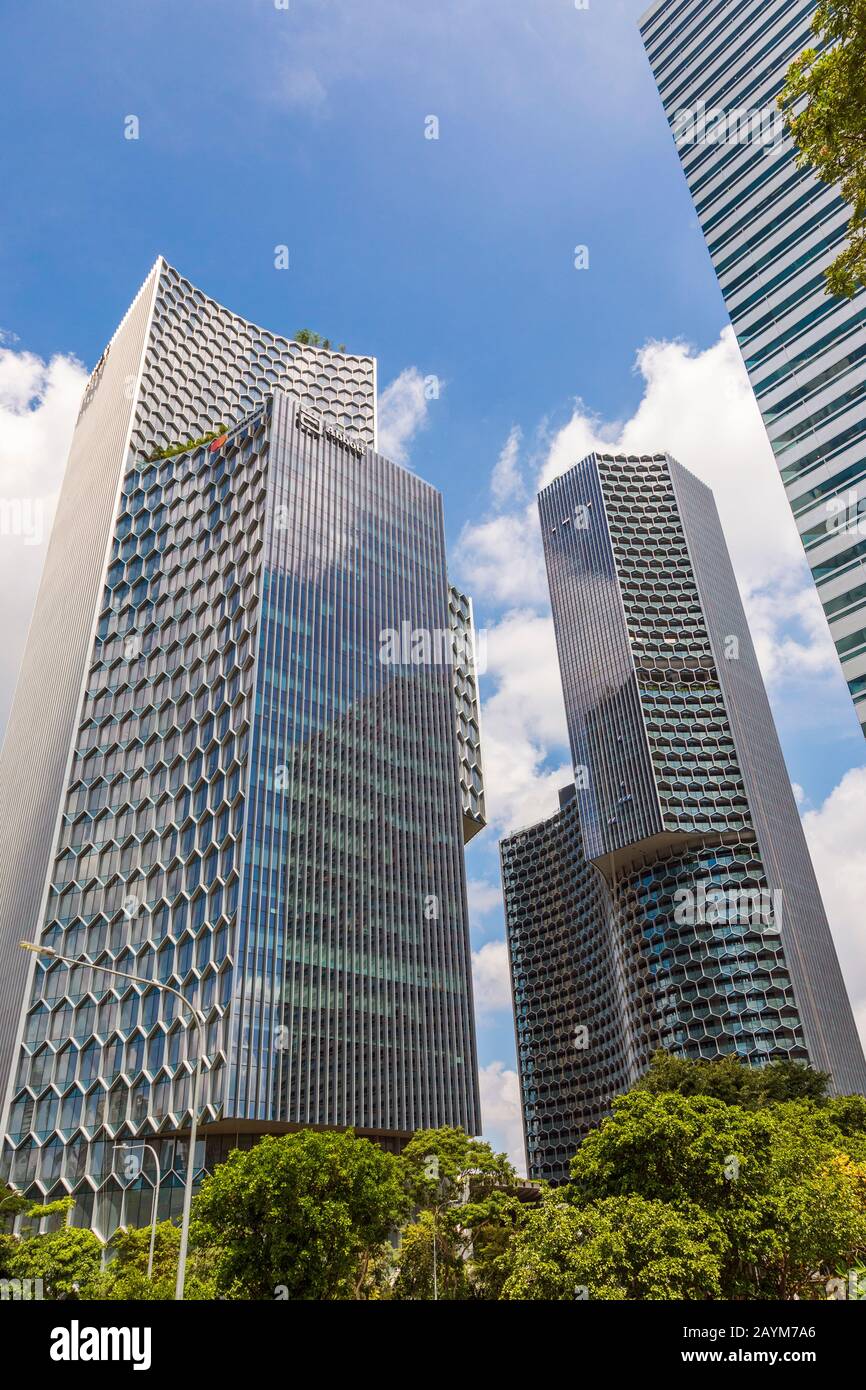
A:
[114,1140,162,1280]
[19,940,206,1300]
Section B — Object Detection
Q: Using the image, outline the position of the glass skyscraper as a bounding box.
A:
[501,451,866,1184]
[640,0,866,737]
[0,262,483,1233]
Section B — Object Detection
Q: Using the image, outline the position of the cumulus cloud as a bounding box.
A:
[479,1060,525,1174]
[490,426,524,509]
[537,330,838,687]
[479,610,571,833]
[467,877,502,930]
[0,344,87,736]
[377,367,434,466]
[471,939,513,1018]
[456,508,548,609]
[801,767,866,1047]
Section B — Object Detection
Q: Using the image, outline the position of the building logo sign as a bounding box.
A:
[296,407,365,456]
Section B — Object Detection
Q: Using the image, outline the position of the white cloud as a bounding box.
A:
[801,766,866,1048]
[467,877,502,927]
[377,367,432,465]
[471,939,513,1018]
[745,581,839,688]
[0,345,87,736]
[491,426,524,508]
[456,508,548,608]
[479,1060,525,1174]
[479,609,570,833]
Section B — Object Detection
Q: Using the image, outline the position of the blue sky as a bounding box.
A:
[1,0,718,459]
[2,0,865,1165]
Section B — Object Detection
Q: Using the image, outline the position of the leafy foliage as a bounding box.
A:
[294,328,347,352]
[634,1050,830,1106]
[145,426,228,462]
[5,1057,866,1301]
[85,1220,214,1300]
[566,1086,866,1299]
[500,1193,727,1300]
[396,1127,528,1299]
[0,1184,32,1222]
[7,1226,102,1300]
[0,1233,18,1279]
[190,1129,409,1300]
[779,0,866,296]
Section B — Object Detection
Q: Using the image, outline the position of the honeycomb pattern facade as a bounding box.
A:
[604,458,753,841]
[0,265,484,1235]
[4,409,267,1230]
[449,586,486,843]
[502,450,866,1183]
[0,258,378,1113]
[501,787,631,1184]
[2,393,483,1232]
[86,259,377,453]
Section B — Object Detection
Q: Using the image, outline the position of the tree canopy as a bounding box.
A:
[500,1194,727,1301]
[633,1049,830,1106]
[779,0,866,297]
[395,1127,527,1299]
[189,1128,409,1300]
[4,1054,865,1301]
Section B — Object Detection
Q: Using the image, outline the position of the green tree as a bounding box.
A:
[568,1089,866,1299]
[190,1129,409,1300]
[8,1226,102,1300]
[634,1050,829,1107]
[85,1221,214,1301]
[0,1233,17,1280]
[1,1185,37,1277]
[392,1210,456,1300]
[500,1193,727,1301]
[402,1125,517,1205]
[824,1093,866,1138]
[779,0,866,296]
[395,1127,528,1299]
[294,329,346,352]
[0,1184,32,1224]
[18,1195,76,1235]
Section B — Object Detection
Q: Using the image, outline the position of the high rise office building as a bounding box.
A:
[501,451,865,1184]
[640,0,866,737]
[0,262,483,1232]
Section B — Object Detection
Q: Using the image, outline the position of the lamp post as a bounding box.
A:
[19,941,205,1300]
[114,1140,162,1280]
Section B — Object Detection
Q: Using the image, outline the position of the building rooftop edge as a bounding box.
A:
[157,255,377,369]
[537,450,673,499]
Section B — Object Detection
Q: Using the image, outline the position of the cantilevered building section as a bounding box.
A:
[0,265,483,1232]
[502,451,866,1184]
[640,0,866,736]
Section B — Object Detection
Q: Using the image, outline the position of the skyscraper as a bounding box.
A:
[640,0,866,738]
[501,451,865,1184]
[0,262,483,1232]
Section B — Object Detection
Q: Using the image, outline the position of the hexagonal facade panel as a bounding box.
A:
[502,450,866,1183]
[0,266,483,1234]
